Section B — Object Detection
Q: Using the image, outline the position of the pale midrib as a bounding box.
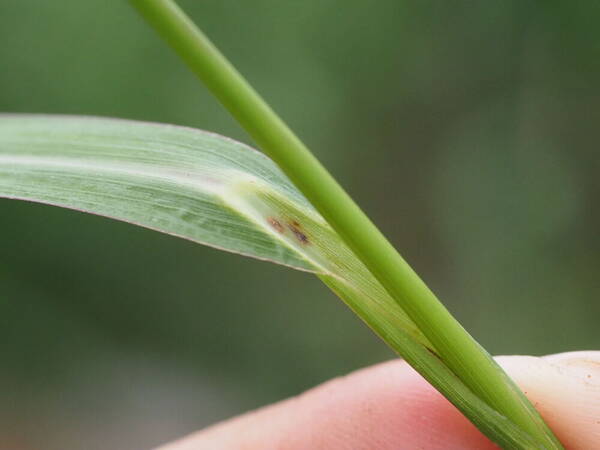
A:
[0,154,226,195]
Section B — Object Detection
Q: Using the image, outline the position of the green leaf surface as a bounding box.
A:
[0,115,318,268]
[0,115,548,448]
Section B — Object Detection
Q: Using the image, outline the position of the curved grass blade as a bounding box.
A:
[0,114,319,270]
[0,114,543,447]
[127,2,562,448]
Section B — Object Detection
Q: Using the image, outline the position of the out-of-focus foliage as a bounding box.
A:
[1,1,598,449]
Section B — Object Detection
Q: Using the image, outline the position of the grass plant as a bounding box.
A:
[0,1,564,448]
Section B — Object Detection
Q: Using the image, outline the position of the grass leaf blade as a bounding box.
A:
[0,114,556,448]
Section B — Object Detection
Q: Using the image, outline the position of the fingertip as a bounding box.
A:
[497,352,600,450]
[158,360,496,449]
[159,352,600,450]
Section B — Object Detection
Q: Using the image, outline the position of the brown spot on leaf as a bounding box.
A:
[425,347,442,360]
[288,221,309,245]
[267,217,284,233]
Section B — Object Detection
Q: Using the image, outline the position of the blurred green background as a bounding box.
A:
[1,1,598,448]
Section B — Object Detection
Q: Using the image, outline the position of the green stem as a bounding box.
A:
[128,0,562,447]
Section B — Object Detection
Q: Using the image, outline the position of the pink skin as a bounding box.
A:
[158,352,600,449]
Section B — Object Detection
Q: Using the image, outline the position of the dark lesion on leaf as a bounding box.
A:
[287,220,309,245]
[267,217,284,233]
[267,216,310,245]
[425,346,442,361]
